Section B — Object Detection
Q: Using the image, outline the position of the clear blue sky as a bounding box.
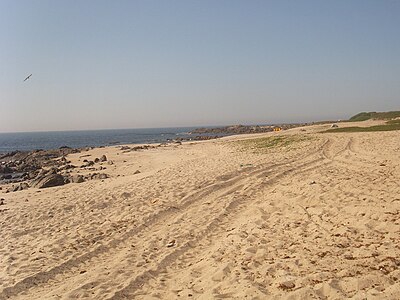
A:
[1,0,399,132]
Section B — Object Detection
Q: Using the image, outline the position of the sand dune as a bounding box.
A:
[1,122,399,299]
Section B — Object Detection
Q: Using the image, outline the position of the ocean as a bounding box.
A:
[0,127,223,153]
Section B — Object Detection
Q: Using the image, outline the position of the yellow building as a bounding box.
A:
[273,126,282,132]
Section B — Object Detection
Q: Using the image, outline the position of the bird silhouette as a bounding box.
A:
[23,74,32,82]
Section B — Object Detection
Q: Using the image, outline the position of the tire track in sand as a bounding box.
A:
[106,141,336,299]
[0,138,331,299]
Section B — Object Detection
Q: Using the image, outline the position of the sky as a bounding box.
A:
[1,0,399,132]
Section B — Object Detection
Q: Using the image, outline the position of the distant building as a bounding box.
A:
[273,126,282,132]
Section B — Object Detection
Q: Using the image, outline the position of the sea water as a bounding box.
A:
[0,127,223,153]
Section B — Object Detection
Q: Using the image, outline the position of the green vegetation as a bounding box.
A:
[325,123,400,133]
[349,111,400,122]
[386,119,400,125]
[237,135,312,152]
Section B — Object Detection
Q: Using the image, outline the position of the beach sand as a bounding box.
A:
[1,121,399,299]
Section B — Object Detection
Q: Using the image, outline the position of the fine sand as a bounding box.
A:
[0,121,399,299]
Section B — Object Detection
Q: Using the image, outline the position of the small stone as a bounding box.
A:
[309,180,316,185]
[134,170,141,175]
[279,280,295,290]
[167,240,176,247]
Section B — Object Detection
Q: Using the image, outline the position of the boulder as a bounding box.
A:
[99,155,107,162]
[72,175,84,183]
[98,173,108,180]
[32,174,65,189]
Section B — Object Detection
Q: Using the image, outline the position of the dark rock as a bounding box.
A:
[97,173,109,180]
[134,170,141,175]
[94,158,100,163]
[72,175,84,183]
[58,164,76,171]
[99,155,107,162]
[7,182,29,192]
[0,165,13,174]
[32,174,65,189]
[81,160,94,168]
[87,173,109,180]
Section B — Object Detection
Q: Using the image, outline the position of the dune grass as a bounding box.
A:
[386,119,400,125]
[325,122,400,133]
[237,135,312,152]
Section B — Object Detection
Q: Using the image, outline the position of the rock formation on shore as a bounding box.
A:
[0,147,112,192]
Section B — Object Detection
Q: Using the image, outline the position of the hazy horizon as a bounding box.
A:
[1,0,399,133]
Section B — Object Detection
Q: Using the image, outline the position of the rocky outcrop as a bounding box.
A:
[0,147,80,184]
[0,146,114,191]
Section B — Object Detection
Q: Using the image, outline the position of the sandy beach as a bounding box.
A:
[0,121,399,299]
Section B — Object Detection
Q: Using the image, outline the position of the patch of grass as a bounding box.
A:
[237,135,312,152]
[349,111,400,122]
[386,119,400,125]
[325,123,400,133]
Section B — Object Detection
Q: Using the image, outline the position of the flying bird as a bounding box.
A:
[23,74,32,82]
